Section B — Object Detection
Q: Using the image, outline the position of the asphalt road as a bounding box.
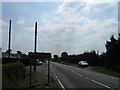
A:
[50,62,119,90]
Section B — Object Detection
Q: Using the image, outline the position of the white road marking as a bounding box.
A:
[91,80,114,90]
[58,79,65,89]
[72,71,83,77]
[72,71,114,90]
[84,77,88,79]
[51,66,65,90]
[51,63,116,90]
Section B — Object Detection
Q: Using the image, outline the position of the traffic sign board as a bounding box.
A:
[28,52,51,59]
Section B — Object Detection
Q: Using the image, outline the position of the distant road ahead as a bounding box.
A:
[50,62,119,90]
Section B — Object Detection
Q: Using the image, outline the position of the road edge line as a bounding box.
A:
[51,66,65,90]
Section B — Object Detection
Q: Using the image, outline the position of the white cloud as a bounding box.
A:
[0,20,7,26]
[53,2,117,55]
[2,2,118,55]
[24,2,118,55]
[0,20,7,47]
[63,0,118,3]
[57,1,117,15]
[17,17,25,24]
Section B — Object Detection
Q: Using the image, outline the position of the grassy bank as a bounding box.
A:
[91,66,120,77]
[2,62,26,88]
[2,62,60,89]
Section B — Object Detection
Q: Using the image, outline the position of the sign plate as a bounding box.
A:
[29,52,51,59]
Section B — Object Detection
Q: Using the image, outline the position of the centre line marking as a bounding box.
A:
[91,80,114,90]
[72,71,83,77]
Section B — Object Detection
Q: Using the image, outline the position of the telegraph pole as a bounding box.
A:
[8,20,11,58]
[34,22,37,71]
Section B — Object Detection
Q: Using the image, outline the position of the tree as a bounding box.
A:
[53,55,58,62]
[61,52,68,57]
[79,50,99,66]
[61,52,68,61]
[17,51,22,58]
[105,35,120,69]
[5,49,11,53]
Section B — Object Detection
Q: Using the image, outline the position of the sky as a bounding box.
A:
[1,0,119,56]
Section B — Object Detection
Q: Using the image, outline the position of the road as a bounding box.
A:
[50,62,119,90]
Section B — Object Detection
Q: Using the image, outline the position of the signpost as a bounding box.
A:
[29,52,51,58]
[28,52,51,85]
[48,59,50,83]
[28,21,52,86]
[30,59,32,87]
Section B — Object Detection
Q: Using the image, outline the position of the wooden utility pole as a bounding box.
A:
[34,22,37,71]
[8,20,11,58]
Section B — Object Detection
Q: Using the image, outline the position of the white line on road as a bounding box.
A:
[91,80,114,90]
[58,79,65,89]
[84,77,88,79]
[72,71,114,90]
[72,71,83,77]
[51,66,65,90]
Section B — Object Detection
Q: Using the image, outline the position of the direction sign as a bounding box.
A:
[28,52,51,59]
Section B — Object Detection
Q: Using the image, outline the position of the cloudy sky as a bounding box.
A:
[1,0,119,56]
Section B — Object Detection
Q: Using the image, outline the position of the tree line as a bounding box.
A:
[53,34,120,71]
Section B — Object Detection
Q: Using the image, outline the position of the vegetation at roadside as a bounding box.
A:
[2,62,27,88]
[32,72,60,88]
[53,35,120,72]
[2,62,60,89]
[91,66,120,77]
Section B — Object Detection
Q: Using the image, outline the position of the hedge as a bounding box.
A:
[2,62,26,88]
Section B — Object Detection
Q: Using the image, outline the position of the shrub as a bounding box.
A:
[2,62,26,88]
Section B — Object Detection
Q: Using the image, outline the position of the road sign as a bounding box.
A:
[28,52,51,59]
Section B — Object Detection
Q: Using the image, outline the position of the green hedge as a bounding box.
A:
[2,62,26,88]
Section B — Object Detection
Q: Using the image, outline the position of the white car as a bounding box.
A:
[78,61,88,67]
[39,60,42,65]
[36,59,42,65]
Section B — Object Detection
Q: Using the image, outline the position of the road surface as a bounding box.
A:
[50,62,119,90]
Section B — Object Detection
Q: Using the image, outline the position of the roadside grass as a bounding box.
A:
[2,62,27,88]
[17,70,61,88]
[31,71,60,88]
[4,71,61,89]
[91,66,120,77]
[5,70,60,88]
[17,71,30,88]
[2,62,60,89]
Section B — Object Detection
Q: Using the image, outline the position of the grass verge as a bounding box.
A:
[16,71,61,88]
[2,63,60,89]
[91,66,120,77]
[31,71,60,88]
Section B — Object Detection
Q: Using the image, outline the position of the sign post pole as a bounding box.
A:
[29,52,51,84]
[30,59,32,87]
[48,59,50,83]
